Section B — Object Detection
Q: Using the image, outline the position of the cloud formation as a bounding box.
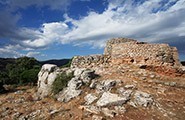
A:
[0,0,185,59]
[23,0,185,48]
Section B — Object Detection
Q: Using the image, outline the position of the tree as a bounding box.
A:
[20,69,40,85]
[4,56,41,85]
[16,57,38,70]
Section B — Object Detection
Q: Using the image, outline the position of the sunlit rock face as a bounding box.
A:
[37,64,59,98]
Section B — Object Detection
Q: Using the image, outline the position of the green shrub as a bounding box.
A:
[20,69,40,85]
[0,80,5,93]
[52,72,73,95]
[3,57,41,85]
[0,72,9,84]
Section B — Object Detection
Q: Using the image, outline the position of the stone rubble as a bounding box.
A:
[134,91,153,107]
[114,106,126,114]
[101,108,116,117]
[92,115,103,120]
[79,105,101,114]
[95,79,121,93]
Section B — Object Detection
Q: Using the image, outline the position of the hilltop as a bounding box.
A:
[0,38,185,120]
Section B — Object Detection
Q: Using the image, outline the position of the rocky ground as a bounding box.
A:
[0,64,185,120]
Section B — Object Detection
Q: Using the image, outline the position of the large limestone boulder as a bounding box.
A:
[96,91,128,107]
[37,64,59,98]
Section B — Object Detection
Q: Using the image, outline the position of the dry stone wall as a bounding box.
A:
[71,38,181,69]
[104,38,137,55]
[71,54,110,68]
[109,40,181,66]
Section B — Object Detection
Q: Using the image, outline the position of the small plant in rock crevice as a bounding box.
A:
[52,72,74,95]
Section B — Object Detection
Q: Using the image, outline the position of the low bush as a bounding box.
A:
[0,80,5,93]
[52,72,73,95]
[20,69,40,85]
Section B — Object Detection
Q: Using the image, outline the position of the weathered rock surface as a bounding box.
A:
[73,68,95,84]
[79,105,101,114]
[89,80,97,89]
[57,68,96,102]
[57,76,82,102]
[84,93,98,105]
[114,106,126,114]
[101,108,116,117]
[118,88,133,99]
[81,69,95,84]
[96,80,121,93]
[57,88,82,102]
[92,115,103,120]
[96,91,128,107]
[67,77,82,90]
[37,64,59,98]
[134,91,153,107]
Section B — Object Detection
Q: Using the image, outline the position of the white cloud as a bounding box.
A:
[26,51,45,57]
[13,0,185,50]
[60,0,185,48]
[0,44,46,59]
[20,22,69,48]
[0,47,22,58]
[1,0,185,59]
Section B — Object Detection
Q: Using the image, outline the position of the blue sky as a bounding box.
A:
[0,0,185,61]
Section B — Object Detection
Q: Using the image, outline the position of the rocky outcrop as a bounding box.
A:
[96,91,128,107]
[56,68,96,102]
[37,65,97,101]
[78,77,155,117]
[37,64,155,117]
[37,64,59,98]
[57,77,83,102]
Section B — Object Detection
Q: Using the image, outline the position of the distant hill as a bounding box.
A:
[0,57,71,72]
[181,61,185,66]
[0,58,16,71]
[39,59,71,67]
